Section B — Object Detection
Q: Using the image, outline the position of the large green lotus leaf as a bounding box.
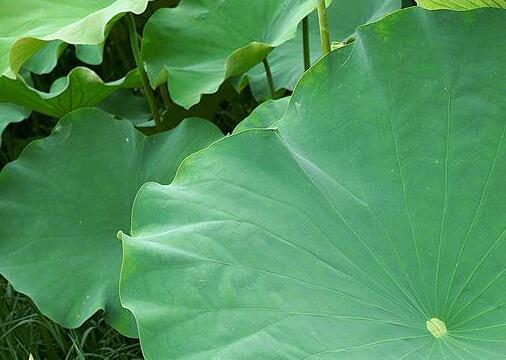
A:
[0,0,151,77]
[0,109,222,336]
[122,8,506,358]
[417,0,506,9]
[233,97,290,134]
[0,68,141,118]
[142,0,322,109]
[0,104,30,146]
[247,0,401,100]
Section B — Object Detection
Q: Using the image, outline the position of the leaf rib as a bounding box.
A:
[444,122,506,317]
[275,132,428,318]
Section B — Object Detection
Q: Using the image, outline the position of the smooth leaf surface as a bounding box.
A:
[142,0,321,109]
[0,0,150,77]
[233,97,290,134]
[0,109,222,335]
[417,0,506,9]
[76,44,105,66]
[0,68,141,118]
[122,8,506,358]
[247,0,401,100]
[0,104,30,146]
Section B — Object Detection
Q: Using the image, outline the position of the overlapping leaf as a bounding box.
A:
[76,44,105,66]
[0,68,141,118]
[141,0,321,109]
[23,15,117,76]
[24,41,106,76]
[247,0,401,100]
[23,41,67,75]
[122,8,506,358]
[99,89,153,127]
[0,104,30,146]
[0,109,222,336]
[0,0,151,77]
[233,97,290,134]
[417,0,506,9]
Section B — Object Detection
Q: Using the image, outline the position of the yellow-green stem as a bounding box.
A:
[262,57,276,99]
[316,0,331,55]
[159,85,171,110]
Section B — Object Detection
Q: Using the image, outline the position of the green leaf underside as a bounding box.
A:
[23,31,108,76]
[122,8,506,358]
[0,0,151,77]
[247,0,401,100]
[23,41,67,75]
[142,0,322,109]
[0,67,141,118]
[233,97,291,134]
[23,41,106,75]
[416,0,506,10]
[0,103,30,146]
[0,109,222,336]
[75,43,105,65]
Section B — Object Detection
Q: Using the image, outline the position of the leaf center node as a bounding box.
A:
[426,318,447,338]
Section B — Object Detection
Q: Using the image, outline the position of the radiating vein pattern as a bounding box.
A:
[121,8,506,359]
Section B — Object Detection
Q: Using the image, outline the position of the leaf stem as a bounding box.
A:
[126,14,161,128]
[262,57,276,99]
[159,85,171,110]
[302,16,311,71]
[316,0,331,55]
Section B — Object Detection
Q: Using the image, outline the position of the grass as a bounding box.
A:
[0,277,142,360]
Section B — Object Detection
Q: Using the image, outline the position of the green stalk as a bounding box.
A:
[262,57,276,99]
[316,0,331,55]
[126,14,161,128]
[159,85,171,110]
[302,16,311,71]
